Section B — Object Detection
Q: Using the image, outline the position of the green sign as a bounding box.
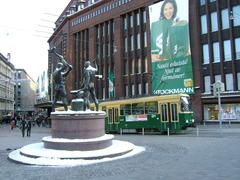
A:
[149,0,194,95]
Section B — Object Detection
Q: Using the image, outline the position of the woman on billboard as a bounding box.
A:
[151,0,190,61]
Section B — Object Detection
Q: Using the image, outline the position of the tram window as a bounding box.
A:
[171,104,178,121]
[145,101,158,114]
[108,109,113,123]
[120,104,131,115]
[102,106,106,112]
[181,97,191,112]
[132,103,144,115]
[161,104,168,122]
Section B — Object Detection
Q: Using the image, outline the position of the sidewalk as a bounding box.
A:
[0,124,240,180]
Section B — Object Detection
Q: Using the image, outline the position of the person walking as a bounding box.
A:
[26,116,32,137]
[20,118,26,137]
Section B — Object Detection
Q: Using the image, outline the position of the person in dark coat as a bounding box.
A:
[26,119,32,137]
[20,118,26,137]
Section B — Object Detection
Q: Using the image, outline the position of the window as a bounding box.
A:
[131,59,135,74]
[137,58,141,73]
[213,42,220,63]
[143,10,146,24]
[125,84,128,97]
[124,37,128,52]
[200,0,206,6]
[124,16,127,30]
[221,9,229,30]
[124,60,128,75]
[130,14,133,28]
[232,5,240,27]
[136,12,140,26]
[235,38,240,60]
[132,84,135,96]
[144,57,148,73]
[144,31,147,47]
[145,82,148,95]
[203,44,210,64]
[120,104,131,115]
[201,15,207,34]
[132,103,144,115]
[138,83,142,95]
[223,40,232,61]
[171,104,178,121]
[214,74,221,83]
[103,87,105,100]
[204,76,211,93]
[145,101,158,114]
[137,33,140,49]
[237,73,240,90]
[131,35,134,50]
[225,73,233,91]
[211,12,218,32]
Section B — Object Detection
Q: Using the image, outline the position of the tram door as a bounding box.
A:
[107,106,119,132]
[169,103,179,131]
[159,103,169,132]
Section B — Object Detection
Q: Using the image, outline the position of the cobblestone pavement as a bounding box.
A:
[0,124,240,180]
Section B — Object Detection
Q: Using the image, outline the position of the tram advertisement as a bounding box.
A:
[149,0,194,95]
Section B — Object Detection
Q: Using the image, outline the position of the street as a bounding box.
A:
[0,124,240,180]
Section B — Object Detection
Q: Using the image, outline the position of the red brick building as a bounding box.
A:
[48,0,240,123]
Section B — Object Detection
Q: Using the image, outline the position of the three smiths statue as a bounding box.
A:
[81,60,101,111]
[50,47,72,112]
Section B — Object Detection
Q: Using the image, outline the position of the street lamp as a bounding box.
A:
[213,81,225,133]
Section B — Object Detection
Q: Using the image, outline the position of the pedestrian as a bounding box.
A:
[20,118,26,137]
[10,119,15,130]
[26,119,31,137]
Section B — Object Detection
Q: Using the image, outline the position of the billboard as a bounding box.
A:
[36,70,48,100]
[149,0,194,95]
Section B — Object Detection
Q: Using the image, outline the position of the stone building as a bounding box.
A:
[48,0,240,123]
[14,69,36,115]
[0,53,15,116]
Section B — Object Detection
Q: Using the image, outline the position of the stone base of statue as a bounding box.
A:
[44,111,113,151]
[8,110,144,166]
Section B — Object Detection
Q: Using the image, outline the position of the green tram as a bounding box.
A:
[97,94,195,134]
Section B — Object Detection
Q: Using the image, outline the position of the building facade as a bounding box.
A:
[14,69,37,115]
[0,53,15,115]
[48,0,240,123]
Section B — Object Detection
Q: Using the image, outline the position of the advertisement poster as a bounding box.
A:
[149,0,194,95]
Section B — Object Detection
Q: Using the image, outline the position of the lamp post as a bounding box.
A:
[213,81,225,134]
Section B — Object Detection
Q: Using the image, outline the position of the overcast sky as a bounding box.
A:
[0,0,70,81]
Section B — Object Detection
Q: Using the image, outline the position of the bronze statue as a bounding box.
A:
[80,60,101,111]
[51,47,72,112]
